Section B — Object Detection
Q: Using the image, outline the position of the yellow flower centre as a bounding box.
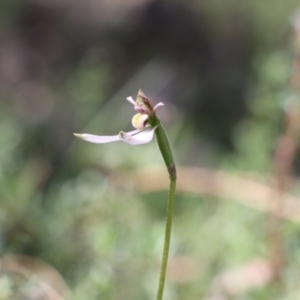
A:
[132,113,148,129]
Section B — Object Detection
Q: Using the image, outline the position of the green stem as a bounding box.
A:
[156,177,176,300]
[154,122,177,300]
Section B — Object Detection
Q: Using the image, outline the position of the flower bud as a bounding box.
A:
[132,113,148,129]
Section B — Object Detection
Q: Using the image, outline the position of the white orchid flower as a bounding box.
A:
[74,89,177,300]
[74,90,164,145]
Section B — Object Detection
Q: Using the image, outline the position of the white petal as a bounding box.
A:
[126,96,136,106]
[124,129,141,135]
[119,128,156,145]
[153,102,164,111]
[74,133,121,143]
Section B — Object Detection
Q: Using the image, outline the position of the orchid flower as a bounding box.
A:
[74,89,164,145]
[74,89,176,300]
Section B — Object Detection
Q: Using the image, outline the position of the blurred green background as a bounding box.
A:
[1,0,300,299]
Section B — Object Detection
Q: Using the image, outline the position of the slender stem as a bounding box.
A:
[156,177,176,300]
[154,122,177,300]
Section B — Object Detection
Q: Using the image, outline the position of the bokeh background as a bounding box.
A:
[1,0,300,299]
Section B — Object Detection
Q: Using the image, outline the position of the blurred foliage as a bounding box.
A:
[1,0,300,299]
